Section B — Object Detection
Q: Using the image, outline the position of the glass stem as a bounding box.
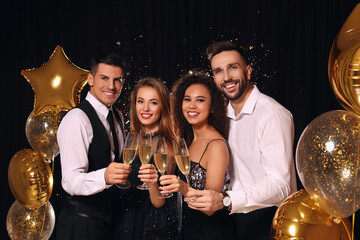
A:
[186,175,190,188]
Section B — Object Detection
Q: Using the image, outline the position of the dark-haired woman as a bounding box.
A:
[159,71,234,239]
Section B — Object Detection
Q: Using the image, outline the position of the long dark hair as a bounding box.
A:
[171,70,229,146]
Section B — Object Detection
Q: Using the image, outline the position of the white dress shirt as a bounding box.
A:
[227,85,297,214]
[57,92,124,196]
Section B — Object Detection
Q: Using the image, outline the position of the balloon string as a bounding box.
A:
[40,201,48,239]
[340,218,352,240]
[352,149,359,240]
[39,157,54,239]
[51,156,54,173]
[352,213,355,240]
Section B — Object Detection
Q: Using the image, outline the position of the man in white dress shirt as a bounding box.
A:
[186,41,297,239]
[56,49,130,240]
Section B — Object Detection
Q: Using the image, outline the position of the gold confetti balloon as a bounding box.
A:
[6,200,55,240]
[8,149,53,210]
[329,3,360,114]
[296,110,360,218]
[25,106,67,161]
[271,189,351,239]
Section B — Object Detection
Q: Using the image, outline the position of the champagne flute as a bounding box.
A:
[154,137,173,198]
[116,132,139,189]
[137,130,153,190]
[173,138,191,187]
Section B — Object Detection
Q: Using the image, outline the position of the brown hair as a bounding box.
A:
[130,77,176,171]
[206,40,248,64]
[171,70,229,146]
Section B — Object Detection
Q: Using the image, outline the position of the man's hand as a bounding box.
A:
[185,189,224,213]
[104,162,131,185]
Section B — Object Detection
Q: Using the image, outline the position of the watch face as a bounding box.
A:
[223,196,231,207]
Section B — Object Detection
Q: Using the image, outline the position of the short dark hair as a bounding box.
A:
[91,50,125,75]
[206,41,248,64]
[171,70,229,145]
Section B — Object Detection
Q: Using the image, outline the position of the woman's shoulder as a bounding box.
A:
[194,135,228,158]
[205,128,227,145]
[206,138,228,151]
[202,138,229,168]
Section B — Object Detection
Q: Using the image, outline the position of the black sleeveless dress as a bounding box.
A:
[115,133,181,240]
[180,139,235,240]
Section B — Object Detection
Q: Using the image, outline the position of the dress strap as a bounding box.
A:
[198,139,228,164]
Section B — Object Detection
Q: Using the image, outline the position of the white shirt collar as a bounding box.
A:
[85,92,112,118]
[227,85,261,119]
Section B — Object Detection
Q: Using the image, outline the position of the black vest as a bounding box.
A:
[64,100,123,226]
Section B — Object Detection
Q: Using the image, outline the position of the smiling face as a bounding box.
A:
[182,83,212,127]
[88,63,124,108]
[135,86,162,133]
[211,50,252,101]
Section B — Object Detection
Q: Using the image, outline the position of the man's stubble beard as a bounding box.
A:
[220,78,248,101]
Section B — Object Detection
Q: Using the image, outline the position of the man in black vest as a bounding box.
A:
[56,49,130,240]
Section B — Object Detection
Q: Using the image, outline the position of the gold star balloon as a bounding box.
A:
[21,45,89,115]
[329,3,360,114]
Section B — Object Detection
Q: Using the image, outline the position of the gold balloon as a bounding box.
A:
[6,200,55,240]
[271,189,351,239]
[21,45,89,115]
[8,149,53,210]
[329,3,360,114]
[26,106,67,161]
[296,110,360,218]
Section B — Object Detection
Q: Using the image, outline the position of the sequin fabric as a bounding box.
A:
[189,161,206,190]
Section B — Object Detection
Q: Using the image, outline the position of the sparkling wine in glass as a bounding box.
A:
[116,132,138,189]
[173,138,191,186]
[137,130,153,190]
[154,137,173,198]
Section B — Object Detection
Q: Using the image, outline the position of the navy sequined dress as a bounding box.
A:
[181,139,234,240]
[115,154,181,240]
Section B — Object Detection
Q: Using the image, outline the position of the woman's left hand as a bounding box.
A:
[138,164,159,186]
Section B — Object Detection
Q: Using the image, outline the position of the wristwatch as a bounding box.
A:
[221,191,231,209]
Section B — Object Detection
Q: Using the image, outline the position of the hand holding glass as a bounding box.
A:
[137,130,154,190]
[154,137,173,198]
[116,132,138,189]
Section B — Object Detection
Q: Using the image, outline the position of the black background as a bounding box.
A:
[1,0,359,239]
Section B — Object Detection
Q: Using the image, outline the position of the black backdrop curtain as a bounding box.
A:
[1,0,359,239]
